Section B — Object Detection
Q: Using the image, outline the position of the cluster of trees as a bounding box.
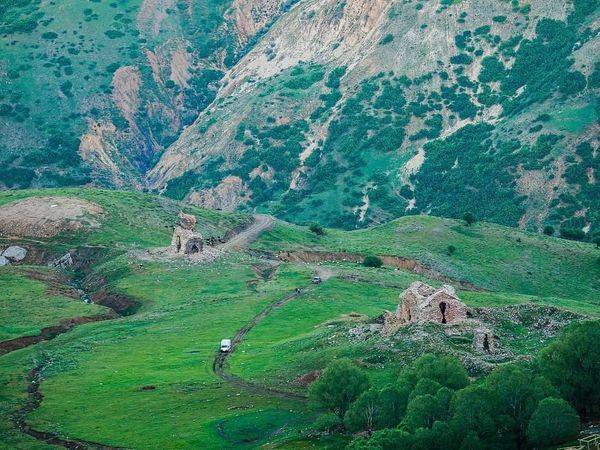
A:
[308,320,599,449]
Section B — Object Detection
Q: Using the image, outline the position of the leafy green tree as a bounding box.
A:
[345,385,405,433]
[402,388,452,432]
[450,385,499,444]
[538,321,600,418]
[348,429,412,450]
[309,222,325,236]
[459,431,485,450]
[408,378,442,400]
[463,212,476,226]
[591,231,600,248]
[526,397,579,447]
[313,412,342,434]
[559,71,587,95]
[363,255,383,268]
[484,364,557,447]
[399,354,469,391]
[309,358,370,418]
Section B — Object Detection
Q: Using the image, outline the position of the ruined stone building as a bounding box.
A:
[171,212,203,255]
[383,282,468,334]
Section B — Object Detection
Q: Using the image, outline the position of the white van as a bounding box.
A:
[220,339,232,352]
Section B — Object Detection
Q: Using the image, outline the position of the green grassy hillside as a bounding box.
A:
[0,189,598,448]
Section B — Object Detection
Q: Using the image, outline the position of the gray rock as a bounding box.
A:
[3,246,27,261]
[0,255,10,266]
[2,246,27,262]
[48,253,73,268]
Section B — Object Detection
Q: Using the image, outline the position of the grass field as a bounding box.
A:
[0,268,107,341]
[253,216,600,313]
[0,188,598,449]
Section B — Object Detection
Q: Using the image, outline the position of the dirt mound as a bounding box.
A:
[0,196,103,238]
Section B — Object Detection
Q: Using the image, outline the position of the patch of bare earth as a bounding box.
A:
[0,197,103,238]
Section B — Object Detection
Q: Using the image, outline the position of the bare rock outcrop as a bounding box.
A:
[171,211,203,255]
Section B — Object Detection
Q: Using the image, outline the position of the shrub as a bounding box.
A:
[380,34,394,45]
[543,225,555,236]
[463,212,475,226]
[309,222,325,236]
[447,245,456,256]
[363,255,383,268]
[526,397,579,447]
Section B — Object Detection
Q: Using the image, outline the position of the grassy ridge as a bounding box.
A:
[253,216,600,312]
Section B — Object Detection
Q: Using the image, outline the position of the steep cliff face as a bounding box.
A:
[0,0,288,189]
[148,0,598,237]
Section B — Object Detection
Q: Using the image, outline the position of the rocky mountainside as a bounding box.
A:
[0,0,292,187]
[1,0,599,236]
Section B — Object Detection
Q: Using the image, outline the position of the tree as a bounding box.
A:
[309,222,325,236]
[450,385,497,443]
[538,321,600,418]
[309,359,370,418]
[592,231,600,248]
[402,388,452,432]
[399,354,470,391]
[483,364,557,447]
[447,245,456,256]
[463,212,475,226]
[363,255,383,268]
[345,385,406,433]
[459,431,485,450]
[526,397,579,447]
[543,225,555,236]
[559,71,587,95]
[348,429,412,450]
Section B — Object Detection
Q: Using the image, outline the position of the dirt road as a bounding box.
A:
[218,214,275,251]
[213,285,313,400]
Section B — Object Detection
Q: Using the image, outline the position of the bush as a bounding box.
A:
[363,255,383,268]
[309,222,325,236]
[543,225,555,236]
[313,413,342,434]
[447,245,456,256]
[463,212,475,226]
[526,397,579,447]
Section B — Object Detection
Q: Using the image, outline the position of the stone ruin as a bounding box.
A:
[382,281,496,354]
[383,281,467,332]
[171,212,203,255]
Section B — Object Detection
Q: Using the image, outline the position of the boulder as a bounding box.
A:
[48,253,74,268]
[2,246,27,262]
[0,255,10,266]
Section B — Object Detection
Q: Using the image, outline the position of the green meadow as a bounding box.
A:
[0,189,598,448]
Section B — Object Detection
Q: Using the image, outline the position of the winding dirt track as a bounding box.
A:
[213,286,310,400]
[217,214,275,251]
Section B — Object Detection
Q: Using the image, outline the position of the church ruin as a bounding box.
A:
[383,282,468,334]
[171,212,203,255]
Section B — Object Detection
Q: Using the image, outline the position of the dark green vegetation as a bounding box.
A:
[311,322,598,449]
[0,188,598,449]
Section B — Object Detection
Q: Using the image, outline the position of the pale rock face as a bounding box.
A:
[188,176,249,211]
[2,246,27,262]
[0,255,10,266]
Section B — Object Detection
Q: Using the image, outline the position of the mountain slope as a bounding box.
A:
[0,0,292,188]
[149,0,599,235]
